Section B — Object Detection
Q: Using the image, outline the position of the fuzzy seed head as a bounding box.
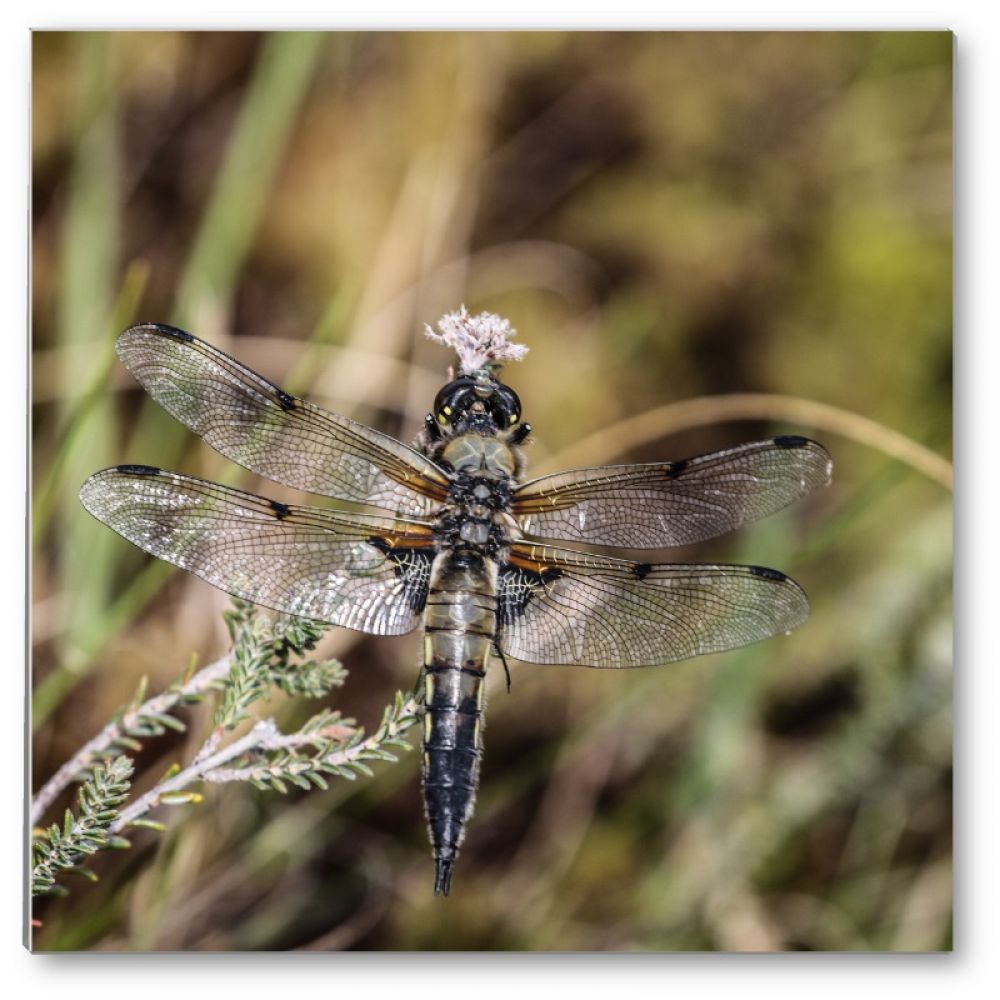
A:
[424,306,529,374]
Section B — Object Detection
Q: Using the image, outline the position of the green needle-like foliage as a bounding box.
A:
[223,694,422,794]
[31,600,418,908]
[215,600,345,730]
[32,757,134,897]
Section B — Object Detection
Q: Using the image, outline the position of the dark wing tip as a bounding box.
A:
[79,464,162,515]
[748,565,788,582]
[772,435,834,486]
[115,463,161,476]
[116,324,197,363]
[761,566,810,633]
[741,563,811,636]
[772,434,810,448]
[120,323,195,343]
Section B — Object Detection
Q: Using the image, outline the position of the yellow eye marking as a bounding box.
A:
[437,413,448,424]
[443,405,452,415]
[510,413,518,424]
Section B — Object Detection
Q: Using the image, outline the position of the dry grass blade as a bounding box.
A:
[541,393,952,491]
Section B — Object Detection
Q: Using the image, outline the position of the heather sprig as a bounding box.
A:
[30,601,419,899]
[32,757,134,897]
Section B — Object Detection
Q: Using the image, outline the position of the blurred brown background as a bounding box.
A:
[31,31,952,951]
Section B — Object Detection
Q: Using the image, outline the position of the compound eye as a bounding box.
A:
[493,385,521,426]
[433,377,476,425]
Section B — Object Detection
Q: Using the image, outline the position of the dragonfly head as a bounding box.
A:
[432,370,522,436]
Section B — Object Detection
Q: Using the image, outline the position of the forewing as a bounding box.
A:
[116,324,449,516]
[513,437,832,548]
[497,542,809,668]
[80,466,435,635]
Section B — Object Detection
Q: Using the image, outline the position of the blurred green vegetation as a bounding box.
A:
[31,31,951,951]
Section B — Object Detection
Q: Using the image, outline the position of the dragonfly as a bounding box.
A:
[80,317,832,896]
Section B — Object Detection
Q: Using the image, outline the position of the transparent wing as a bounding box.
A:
[497,541,809,668]
[80,466,436,635]
[513,437,832,548]
[116,324,450,517]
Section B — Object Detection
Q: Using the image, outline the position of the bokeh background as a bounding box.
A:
[31,31,952,951]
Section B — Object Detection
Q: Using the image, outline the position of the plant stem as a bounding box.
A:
[30,652,233,826]
[108,696,419,829]
[109,720,277,833]
[203,699,419,784]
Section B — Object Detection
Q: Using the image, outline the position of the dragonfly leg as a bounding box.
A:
[507,422,531,446]
[494,643,512,694]
[424,413,442,442]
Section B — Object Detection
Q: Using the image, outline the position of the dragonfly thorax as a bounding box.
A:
[441,433,517,478]
[428,434,519,560]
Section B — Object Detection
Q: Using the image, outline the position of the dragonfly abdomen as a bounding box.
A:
[421,550,497,896]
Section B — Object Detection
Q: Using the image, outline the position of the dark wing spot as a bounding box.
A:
[269,500,290,520]
[749,565,788,581]
[773,435,809,448]
[633,562,652,581]
[152,324,194,342]
[498,563,562,627]
[117,464,160,475]
[275,388,297,412]
[367,536,389,554]
[666,459,688,479]
[367,537,433,613]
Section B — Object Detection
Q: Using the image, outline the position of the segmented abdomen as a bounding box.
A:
[421,550,496,896]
